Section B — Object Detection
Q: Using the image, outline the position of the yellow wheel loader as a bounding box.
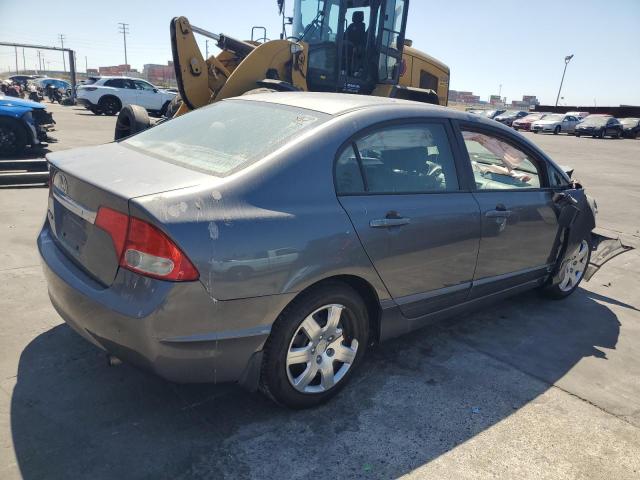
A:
[114,0,450,139]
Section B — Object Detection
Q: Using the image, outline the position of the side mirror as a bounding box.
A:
[153,88,158,93]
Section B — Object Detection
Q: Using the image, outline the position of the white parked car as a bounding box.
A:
[76,76,176,116]
[531,113,580,135]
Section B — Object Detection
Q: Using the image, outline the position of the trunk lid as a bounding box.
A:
[46,143,213,286]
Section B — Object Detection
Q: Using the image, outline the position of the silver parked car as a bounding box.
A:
[40,93,608,408]
[531,113,580,134]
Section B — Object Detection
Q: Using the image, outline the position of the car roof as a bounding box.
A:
[233,91,469,117]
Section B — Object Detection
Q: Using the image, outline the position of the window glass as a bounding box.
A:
[104,79,124,88]
[134,80,155,91]
[354,123,458,193]
[419,70,438,91]
[124,100,329,177]
[462,131,542,190]
[549,167,569,188]
[335,144,365,194]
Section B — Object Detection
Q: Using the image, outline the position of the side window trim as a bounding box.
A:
[351,141,369,192]
[454,121,551,191]
[334,117,466,196]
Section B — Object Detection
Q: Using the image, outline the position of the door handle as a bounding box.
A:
[485,210,512,218]
[369,217,411,228]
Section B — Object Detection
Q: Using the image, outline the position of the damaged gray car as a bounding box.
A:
[38,93,628,409]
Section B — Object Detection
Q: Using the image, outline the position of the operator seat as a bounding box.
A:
[345,11,367,75]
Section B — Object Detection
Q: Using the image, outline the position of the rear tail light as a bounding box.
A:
[95,207,199,281]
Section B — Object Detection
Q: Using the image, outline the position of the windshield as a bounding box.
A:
[543,114,564,122]
[620,118,639,126]
[123,100,329,177]
[581,116,609,126]
[523,114,544,121]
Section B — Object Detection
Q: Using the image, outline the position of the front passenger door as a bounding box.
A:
[133,80,161,110]
[459,127,559,298]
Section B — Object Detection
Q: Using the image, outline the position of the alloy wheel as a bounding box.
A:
[558,240,589,292]
[286,304,359,394]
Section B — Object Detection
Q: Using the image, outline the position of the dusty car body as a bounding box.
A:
[39,93,620,408]
[531,113,580,134]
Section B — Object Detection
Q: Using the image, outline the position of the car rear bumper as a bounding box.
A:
[38,222,295,386]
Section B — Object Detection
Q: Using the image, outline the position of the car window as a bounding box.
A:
[104,79,124,88]
[123,100,329,177]
[549,167,569,188]
[462,130,542,190]
[335,144,365,194]
[134,80,155,91]
[349,123,458,194]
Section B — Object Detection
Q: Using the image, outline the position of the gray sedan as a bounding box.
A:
[39,93,603,408]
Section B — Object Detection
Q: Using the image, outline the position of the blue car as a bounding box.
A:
[0,95,55,156]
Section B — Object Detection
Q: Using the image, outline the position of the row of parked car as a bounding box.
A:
[469,109,640,139]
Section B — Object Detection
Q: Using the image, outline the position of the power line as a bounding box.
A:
[118,22,130,68]
[58,33,66,72]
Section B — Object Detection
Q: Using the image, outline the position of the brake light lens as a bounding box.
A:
[95,207,199,281]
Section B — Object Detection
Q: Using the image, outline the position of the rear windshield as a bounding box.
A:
[123,100,329,177]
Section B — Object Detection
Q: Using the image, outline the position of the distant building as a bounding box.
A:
[97,64,140,77]
[489,95,502,105]
[143,62,176,86]
[449,90,480,104]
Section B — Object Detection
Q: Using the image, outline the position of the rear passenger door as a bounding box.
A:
[336,120,481,318]
[457,124,559,297]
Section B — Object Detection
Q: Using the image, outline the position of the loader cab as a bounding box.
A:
[292,0,408,94]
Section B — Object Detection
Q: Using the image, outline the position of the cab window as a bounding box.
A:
[461,130,542,190]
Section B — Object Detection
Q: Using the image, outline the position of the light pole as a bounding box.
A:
[555,54,573,107]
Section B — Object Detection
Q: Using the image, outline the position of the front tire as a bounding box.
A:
[554,125,561,135]
[260,282,369,409]
[0,118,28,156]
[543,237,591,299]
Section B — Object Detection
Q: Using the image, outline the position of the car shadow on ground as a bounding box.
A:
[11,288,620,479]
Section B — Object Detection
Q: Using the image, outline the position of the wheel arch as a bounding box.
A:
[279,274,383,345]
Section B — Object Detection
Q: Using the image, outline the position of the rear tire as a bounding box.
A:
[260,282,369,409]
[99,96,122,116]
[0,118,28,156]
[114,104,151,140]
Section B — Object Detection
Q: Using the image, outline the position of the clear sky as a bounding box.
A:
[1,0,638,106]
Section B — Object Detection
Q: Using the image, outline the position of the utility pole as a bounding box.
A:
[118,22,130,69]
[205,40,209,59]
[22,48,26,73]
[58,34,67,72]
[555,54,573,107]
[14,46,18,74]
[37,50,41,71]
[85,56,88,73]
